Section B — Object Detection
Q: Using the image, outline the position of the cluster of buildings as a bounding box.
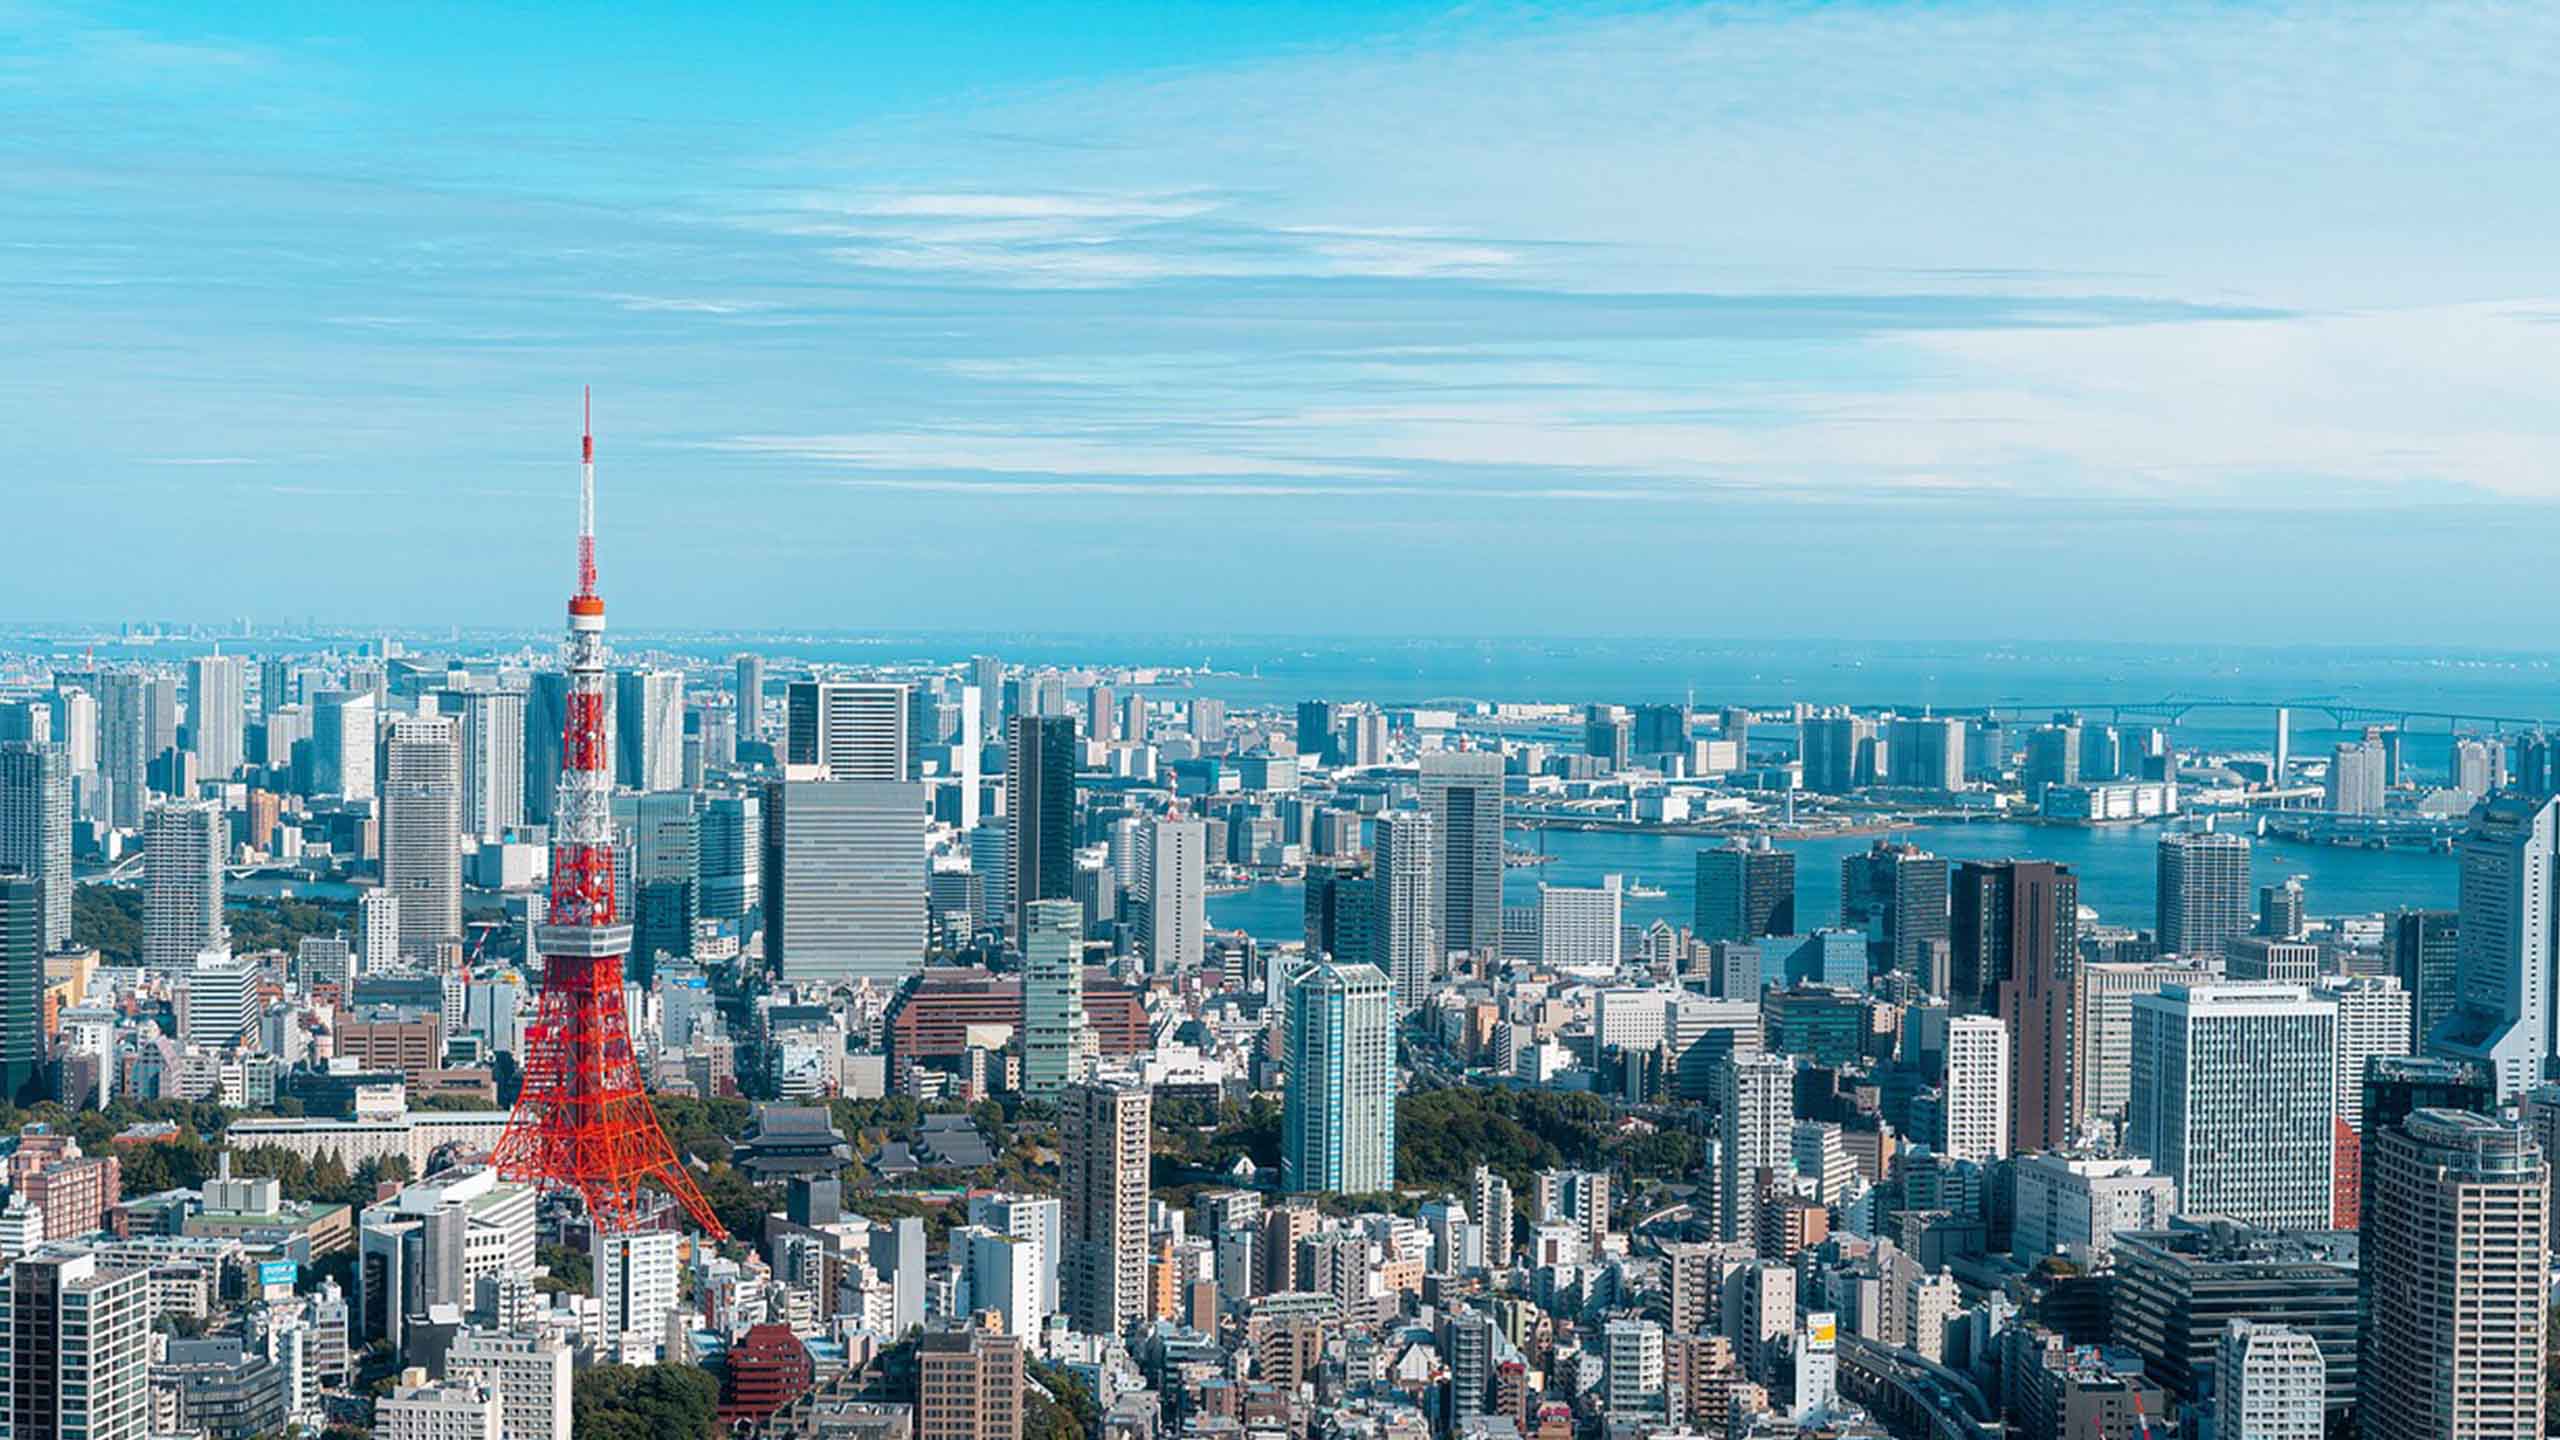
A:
[5,634,2560,1440]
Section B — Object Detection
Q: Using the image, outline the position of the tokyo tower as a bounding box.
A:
[491,390,727,1238]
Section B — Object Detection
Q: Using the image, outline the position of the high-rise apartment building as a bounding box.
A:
[1840,840,1948,986]
[1695,839,1795,945]
[593,1230,680,1356]
[1799,714,1878,792]
[1972,860,2082,1150]
[379,716,462,960]
[1418,750,1503,958]
[785,681,909,782]
[2359,1109,2547,1440]
[1020,899,1085,1099]
[2324,739,2387,816]
[2129,983,2337,1231]
[1132,815,1203,977]
[2430,792,2558,1103]
[1942,1015,2011,1161]
[1061,1080,1150,1337]
[0,1247,151,1440]
[1282,960,1396,1196]
[2156,829,2251,960]
[1887,716,1965,792]
[443,1330,571,1440]
[1006,716,1076,942]
[1370,809,1438,1009]
[614,669,685,793]
[185,655,246,783]
[143,801,224,972]
[761,778,927,987]
[734,655,766,742]
[97,671,153,829]
[1714,1052,1794,1247]
[0,743,71,952]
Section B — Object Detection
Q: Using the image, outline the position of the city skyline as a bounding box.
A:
[13,4,2560,640]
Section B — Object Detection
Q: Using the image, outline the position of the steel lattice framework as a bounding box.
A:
[490,391,726,1238]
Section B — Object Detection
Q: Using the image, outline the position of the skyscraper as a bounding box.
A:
[0,743,71,952]
[2359,1109,2547,1440]
[2156,829,2252,960]
[1714,1052,1793,1247]
[0,1247,151,1440]
[1695,839,1795,945]
[1005,715,1075,942]
[1283,959,1397,1196]
[2129,982,2337,1231]
[2388,908,2459,1051]
[458,689,526,841]
[97,671,151,829]
[1977,860,2083,1150]
[1887,716,1965,791]
[185,654,245,784]
[1369,809,1438,1009]
[1798,714,1877,792]
[1020,898,1085,1099]
[785,681,910,781]
[1294,701,1337,765]
[733,654,766,743]
[2315,975,2411,1131]
[614,669,685,793]
[1418,750,1503,958]
[1840,839,1947,984]
[143,800,224,971]
[699,790,762,925]
[1061,1080,1149,1337]
[2430,791,2558,1102]
[310,689,378,803]
[379,715,462,960]
[2324,739,2386,816]
[1951,858,2078,1011]
[0,879,41,1105]
[522,672,573,825]
[1132,815,1203,977]
[760,778,927,987]
[1941,1014,2010,1162]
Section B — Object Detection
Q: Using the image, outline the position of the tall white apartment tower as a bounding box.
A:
[379,715,463,960]
[1941,1014,2011,1161]
[143,800,225,972]
[1133,815,1204,978]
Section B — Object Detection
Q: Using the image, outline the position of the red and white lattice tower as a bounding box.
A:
[490,390,726,1237]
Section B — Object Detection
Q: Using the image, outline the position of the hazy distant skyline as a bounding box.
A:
[11,2,2560,642]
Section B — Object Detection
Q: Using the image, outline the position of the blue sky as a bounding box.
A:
[9,1,2560,642]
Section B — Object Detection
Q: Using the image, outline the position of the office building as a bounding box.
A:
[456,690,524,840]
[311,689,377,804]
[185,948,257,1050]
[1539,878,1624,971]
[1713,1052,1793,1247]
[1840,839,1947,985]
[2215,1322,2323,1440]
[1942,1014,2010,1161]
[143,800,224,971]
[379,716,462,960]
[1695,839,1795,945]
[1132,815,1203,977]
[2314,976,2410,1131]
[0,881,38,1105]
[1019,898,1085,1099]
[1369,809,1438,1010]
[0,743,71,952]
[1006,715,1076,941]
[2076,959,2211,1132]
[1294,701,1337,765]
[2429,792,2558,1103]
[1282,960,1397,1196]
[613,669,685,793]
[1418,750,1504,958]
[2110,1224,2359,1417]
[521,673,573,824]
[2388,908,2459,1051]
[1061,1080,1150,1336]
[916,1327,1023,1440]
[2360,1110,2548,1440]
[785,680,909,781]
[734,655,765,742]
[2009,1154,2176,1266]
[699,790,762,923]
[965,1193,1062,1315]
[1971,860,2083,1150]
[761,778,927,987]
[2129,984,2336,1231]
[2258,876,2306,939]
[2156,829,2251,960]
[186,655,246,783]
[0,1247,150,1440]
